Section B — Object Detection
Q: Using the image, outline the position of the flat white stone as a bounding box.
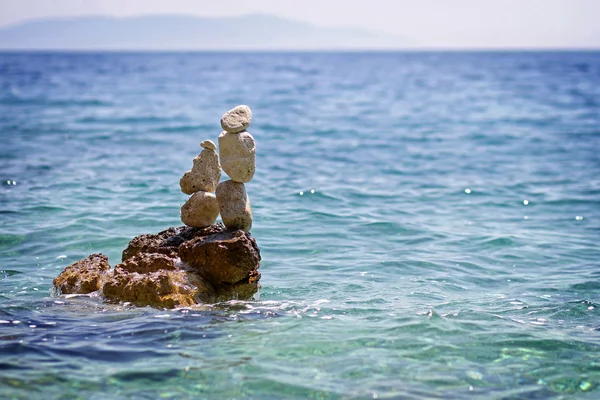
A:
[215,180,252,232]
[220,105,252,133]
[180,191,220,228]
[180,147,221,194]
[218,130,256,183]
[200,140,216,150]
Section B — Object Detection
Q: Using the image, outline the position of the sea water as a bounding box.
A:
[1,52,599,399]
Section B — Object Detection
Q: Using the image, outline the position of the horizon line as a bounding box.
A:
[1,48,599,53]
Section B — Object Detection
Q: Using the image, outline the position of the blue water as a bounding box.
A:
[1,51,600,399]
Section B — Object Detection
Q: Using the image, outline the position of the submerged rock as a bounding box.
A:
[53,225,261,308]
[53,253,111,294]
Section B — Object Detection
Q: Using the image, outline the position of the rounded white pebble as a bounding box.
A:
[218,130,256,183]
[220,105,252,133]
[215,180,253,232]
[180,191,220,228]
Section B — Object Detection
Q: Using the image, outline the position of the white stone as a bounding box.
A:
[215,180,252,232]
[220,105,252,133]
[218,130,256,183]
[180,191,220,228]
[200,140,216,151]
[180,146,221,194]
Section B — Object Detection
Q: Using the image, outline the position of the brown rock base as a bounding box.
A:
[53,224,261,308]
[53,253,111,294]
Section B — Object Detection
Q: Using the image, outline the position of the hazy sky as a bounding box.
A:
[1,0,599,48]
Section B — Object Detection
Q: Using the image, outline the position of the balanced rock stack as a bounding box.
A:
[217,105,255,232]
[179,140,221,228]
[179,105,255,233]
[51,106,261,309]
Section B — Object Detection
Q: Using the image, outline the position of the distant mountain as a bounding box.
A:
[0,14,413,50]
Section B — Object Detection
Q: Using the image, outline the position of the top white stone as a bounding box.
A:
[220,105,252,133]
[201,140,216,150]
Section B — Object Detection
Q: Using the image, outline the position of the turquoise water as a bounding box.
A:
[1,52,600,399]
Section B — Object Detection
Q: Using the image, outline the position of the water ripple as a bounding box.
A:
[1,51,599,398]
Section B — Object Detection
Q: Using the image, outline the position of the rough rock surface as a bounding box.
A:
[122,224,225,261]
[220,105,252,133]
[103,253,216,308]
[218,130,256,183]
[179,145,221,194]
[215,180,253,232]
[53,225,260,308]
[180,191,220,228]
[179,229,261,286]
[53,253,111,294]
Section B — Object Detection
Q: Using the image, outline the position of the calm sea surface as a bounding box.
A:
[1,52,599,399]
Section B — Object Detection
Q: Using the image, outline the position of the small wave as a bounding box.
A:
[150,124,212,133]
[479,236,517,247]
[570,281,600,291]
[1,270,23,280]
[0,97,113,107]
[0,234,27,246]
[75,116,183,124]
